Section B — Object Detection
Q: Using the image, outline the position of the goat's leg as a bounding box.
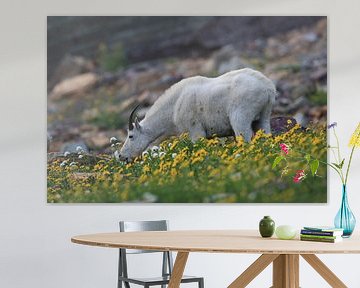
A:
[230,110,253,142]
[189,123,206,142]
[257,104,272,134]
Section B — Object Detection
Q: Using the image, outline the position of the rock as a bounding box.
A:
[303,32,318,43]
[307,105,327,121]
[127,69,163,93]
[47,133,53,152]
[48,16,324,79]
[310,67,327,81]
[270,117,297,135]
[49,72,99,100]
[47,152,63,162]
[48,55,95,91]
[273,97,307,114]
[83,131,110,149]
[118,97,138,112]
[265,38,290,58]
[207,45,251,74]
[175,58,208,78]
[218,56,249,74]
[61,141,89,154]
[293,112,308,127]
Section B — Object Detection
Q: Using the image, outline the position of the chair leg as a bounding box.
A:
[199,278,204,288]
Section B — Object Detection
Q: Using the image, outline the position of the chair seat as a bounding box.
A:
[119,274,203,286]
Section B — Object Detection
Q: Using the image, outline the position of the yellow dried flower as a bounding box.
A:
[349,122,360,147]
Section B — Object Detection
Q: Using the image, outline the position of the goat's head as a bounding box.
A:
[119,105,151,161]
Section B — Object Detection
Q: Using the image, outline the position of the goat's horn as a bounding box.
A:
[128,104,141,130]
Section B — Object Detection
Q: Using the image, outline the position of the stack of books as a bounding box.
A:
[300,226,344,243]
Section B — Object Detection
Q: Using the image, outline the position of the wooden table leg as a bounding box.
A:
[228,254,279,288]
[301,254,347,288]
[168,252,189,288]
[272,254,299,288]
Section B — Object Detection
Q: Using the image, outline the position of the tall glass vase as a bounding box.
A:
[334,185,356,237]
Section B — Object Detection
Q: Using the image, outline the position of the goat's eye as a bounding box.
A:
[129,135,133,139]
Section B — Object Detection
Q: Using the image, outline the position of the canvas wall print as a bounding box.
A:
[47,16,327,203]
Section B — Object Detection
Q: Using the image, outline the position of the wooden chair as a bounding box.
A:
[118,220,204,288]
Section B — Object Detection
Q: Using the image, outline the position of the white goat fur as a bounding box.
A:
[119,68,276,160]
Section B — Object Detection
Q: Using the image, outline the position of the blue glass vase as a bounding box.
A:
[334,185,356,237]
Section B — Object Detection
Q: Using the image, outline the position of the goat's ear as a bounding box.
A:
[134,117,141,130]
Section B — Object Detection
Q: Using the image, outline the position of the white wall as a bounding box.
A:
[1,0,360,287]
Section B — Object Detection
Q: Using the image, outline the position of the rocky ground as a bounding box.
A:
[47,18,327,155]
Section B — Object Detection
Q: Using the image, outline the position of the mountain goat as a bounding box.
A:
[119,68,276,161]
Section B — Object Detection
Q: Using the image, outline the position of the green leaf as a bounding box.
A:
[305,154,311,163]
[332,162,341,169]
[272,156,284,169]
[339,158,345,169]
[310,160,319,176]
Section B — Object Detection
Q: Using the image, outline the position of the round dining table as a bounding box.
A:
[72,229,360,288]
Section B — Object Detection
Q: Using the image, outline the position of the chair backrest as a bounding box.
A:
[118,220,173,282]
[119,220,169,254]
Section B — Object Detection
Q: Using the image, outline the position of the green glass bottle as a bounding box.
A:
[259,216,275,238]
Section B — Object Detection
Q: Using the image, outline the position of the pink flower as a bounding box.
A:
[279,143,289,155]
[293,169,306,183]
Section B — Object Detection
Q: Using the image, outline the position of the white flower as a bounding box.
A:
[152,152,159,158]
[168,143,172,148]
[69,162,77,166]
[151,146,159,152]
[63,151,70,157]
[110,137,118,144]
[78,154,84,159]
[142,192,158,203]
[111,144,115,148]
[114,150,120,160]
[159,152,166,158]
[171,153,177,159]
[234,153,241,159]
[76,146,84,153]
[60,161,67,167]
[142,151,149,157]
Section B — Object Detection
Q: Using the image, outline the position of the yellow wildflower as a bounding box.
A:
[191,157,202,164]
[179,160,190,169]
[207,138,219,146]
[170,168,177,177]
[209,168,220,177]
[236,136,244,147]
[143,165,151,173]
[138,174,148,183]
[349,122,360,147]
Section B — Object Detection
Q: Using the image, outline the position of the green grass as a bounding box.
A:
[98,43,127,72]
[88,110,127,130]
[308,89,327,106]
